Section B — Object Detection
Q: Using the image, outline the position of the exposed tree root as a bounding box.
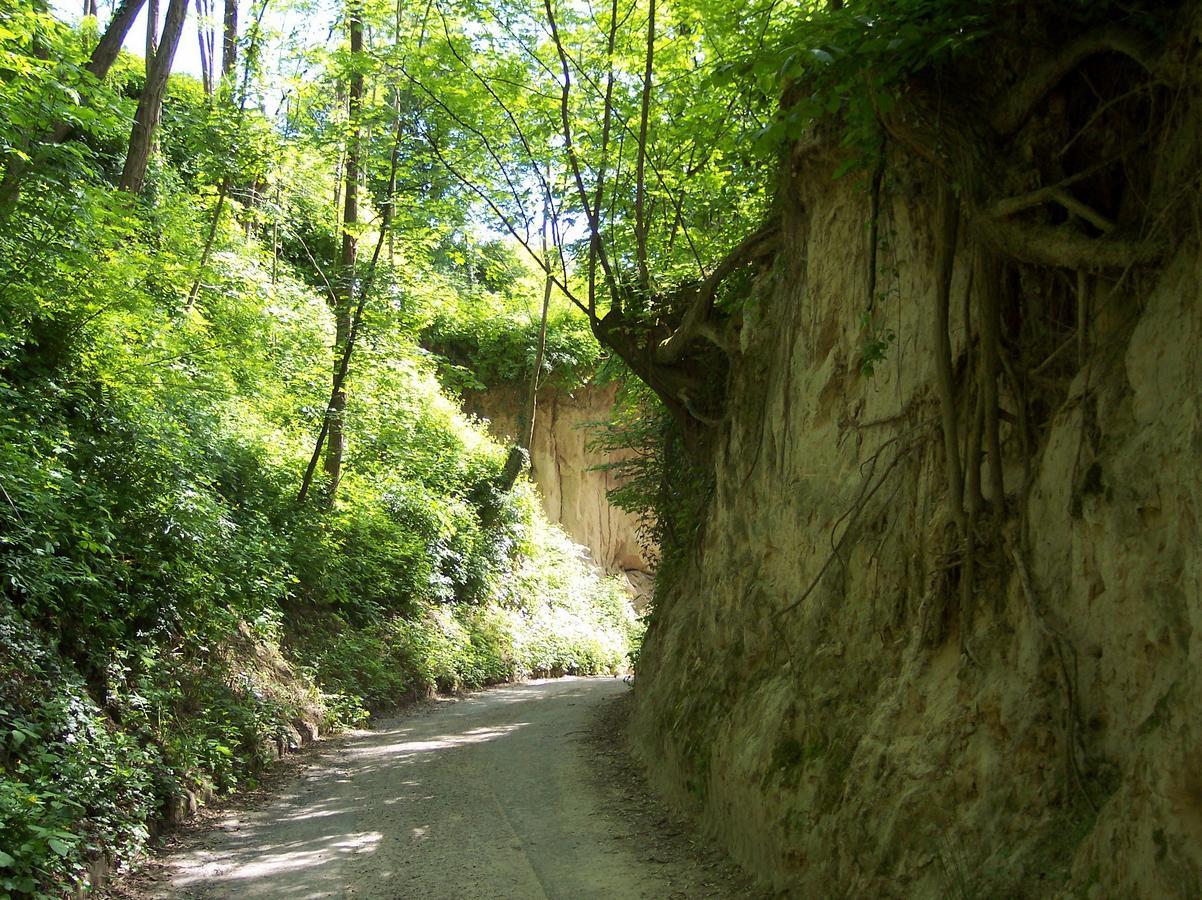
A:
[932,182,965,536]
[865,148,886,312]
[960,387,983,653]
[1008,536,1097,814]
[876,23,1173,275]
[653,222,780,366]
[972,218,1163,270]
[976,250,1006,510]
[773,428,925,622]
[992,25,1160,137]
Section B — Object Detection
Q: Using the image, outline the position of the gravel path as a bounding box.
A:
[136,677,751,899]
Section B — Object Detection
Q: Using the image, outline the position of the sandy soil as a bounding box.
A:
[124,677,758,899]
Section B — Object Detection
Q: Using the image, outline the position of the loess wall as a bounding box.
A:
[630,133,1202,895]
[466,383,653,599]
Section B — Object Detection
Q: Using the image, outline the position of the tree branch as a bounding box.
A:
[400,66,533,241]
[543,0,619,314]
[653,222,778,365]
[973,217,1162,269]
[419,127,587,318]
[586,0,622,316]
[633,0,655,288]
[992,25,1160,137]
[987,158,1119,219]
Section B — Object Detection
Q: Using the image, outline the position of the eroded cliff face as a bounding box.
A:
[631,114,1202,899]
[466,383,653,598]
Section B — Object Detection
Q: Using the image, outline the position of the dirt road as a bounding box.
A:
[138,677,749,899]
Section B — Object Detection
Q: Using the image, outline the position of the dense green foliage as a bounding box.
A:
[415,238,602,393]
[10,0,1123,894]
[0,7,640,895]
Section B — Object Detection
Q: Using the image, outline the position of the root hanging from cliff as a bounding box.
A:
[772,426,927,624]
[1008,535,1096,814]
[932,181,965,540]
[960,384,983,658]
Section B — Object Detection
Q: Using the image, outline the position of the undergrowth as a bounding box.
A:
[417,240,602,395]
[0,31,638,895]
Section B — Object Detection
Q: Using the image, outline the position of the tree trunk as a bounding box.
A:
[56,0,151,137]
[633,0,655,288]
[221,0,238,78]
[83,0,147,81]
[331,84,345,230]
[118,0,188,194]
[520,183,553,467]
[521,270,552,466]
[146,0,159,72]
[299,113,403,506]
[323,0,363,499]
[197,0,215,96]
[272,182,280,283]
[186,177,229,306]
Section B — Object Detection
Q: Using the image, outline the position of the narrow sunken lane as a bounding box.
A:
[141,678,739,899]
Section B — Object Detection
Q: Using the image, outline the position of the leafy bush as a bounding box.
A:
[302,507,640,711]
[425,303,602,394]
[0,609,157,895]
[0,19,638,896]
[413,237,602,394]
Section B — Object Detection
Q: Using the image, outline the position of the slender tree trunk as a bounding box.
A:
[84,0,98,17]
[197,0,215,96]
[186,177,229,306]
[145,0,160,172]
[119,0,188,194]
[331,84,345,227]
[272,182,280,283]
[544,0,620,315]
[520,179,553,466]
[187,0,267,302]
[389,0,401,265]
[246,175,266,235]
[221,0,238,78]
[324,1,363,498]
[332,148,343,230]
[523,264,553,464]
[54,0,148,142]
[634,0,655,288]
[299,110,403,505]
[146,0,159,70]
[83,0,148,78]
